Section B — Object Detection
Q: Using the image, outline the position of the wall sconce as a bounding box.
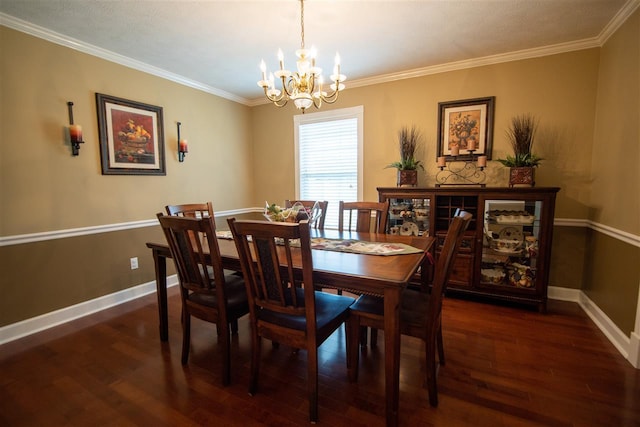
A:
[177,121,188,162]
[67,101,84,156]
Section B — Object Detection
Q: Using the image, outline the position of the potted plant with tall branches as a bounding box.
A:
[498,114,542,186]
[386,125,424,186]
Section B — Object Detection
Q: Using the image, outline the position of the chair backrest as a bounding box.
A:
[227,218,317,328]
[166,202,216,227]
[338,200,390,233]
[429,210,472,315]
[284,200,328,230]
[157,213,227,302]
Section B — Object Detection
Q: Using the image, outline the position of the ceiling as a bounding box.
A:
[1,0,636,106]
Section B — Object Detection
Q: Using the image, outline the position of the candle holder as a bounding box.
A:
[67,101,84,156]
[436,149,487,187]
[177,122,188,162]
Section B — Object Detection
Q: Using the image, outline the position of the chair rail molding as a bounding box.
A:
[0,207,261,246]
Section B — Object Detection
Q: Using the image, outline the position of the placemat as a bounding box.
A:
[216,231,423,256]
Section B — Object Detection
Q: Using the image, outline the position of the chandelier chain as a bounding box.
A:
[300,0,305,49]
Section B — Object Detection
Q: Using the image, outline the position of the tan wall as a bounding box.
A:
[252,50,600,220]
[0,27,255,236]
[591,9,639,235]
[0,27,254,326]
[583,8,640,333]
[583,230,640,333]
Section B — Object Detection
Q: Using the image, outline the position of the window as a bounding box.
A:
[294,106,363,229]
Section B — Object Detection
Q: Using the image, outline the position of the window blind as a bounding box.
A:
[294,107,363,229]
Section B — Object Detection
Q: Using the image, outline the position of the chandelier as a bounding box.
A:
[257,0,346,111]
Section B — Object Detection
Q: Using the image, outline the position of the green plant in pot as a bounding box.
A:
[498,114,542,186]
[386,125,424,186]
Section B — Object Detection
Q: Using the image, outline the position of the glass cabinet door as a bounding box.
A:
[481,199,541,289]
[388,197,431,236]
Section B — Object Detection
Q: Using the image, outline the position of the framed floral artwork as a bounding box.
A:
[437,96,495,160]
[96,93,165,175]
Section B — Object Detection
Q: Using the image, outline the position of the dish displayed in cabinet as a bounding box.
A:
[487,210,535,224]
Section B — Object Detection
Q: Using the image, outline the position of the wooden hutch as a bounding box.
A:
[378,186,560,311]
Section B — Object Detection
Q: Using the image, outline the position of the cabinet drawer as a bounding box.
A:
[436,251,473,287]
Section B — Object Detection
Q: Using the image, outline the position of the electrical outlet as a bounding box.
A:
[130,257,139,270]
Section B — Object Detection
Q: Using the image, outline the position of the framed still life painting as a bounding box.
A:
[437,96,495,160]
[96,93,166,175]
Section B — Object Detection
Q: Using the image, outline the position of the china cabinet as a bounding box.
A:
[378,186,560,311]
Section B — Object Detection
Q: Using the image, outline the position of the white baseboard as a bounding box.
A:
[0,275,179,345]
[576,291,632,362]
[549,286,637,368]
[548,286,581,302]
[630,332,640,368]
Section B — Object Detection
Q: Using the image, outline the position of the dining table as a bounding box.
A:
[147,228,435,427]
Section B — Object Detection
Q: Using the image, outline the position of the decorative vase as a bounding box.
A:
[397,169,417,187]
[509,167,535,187]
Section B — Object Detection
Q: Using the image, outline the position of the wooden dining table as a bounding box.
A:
[147,228,435,427]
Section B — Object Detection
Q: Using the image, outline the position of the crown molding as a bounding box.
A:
[598,0,640,44]
[248,36,602,106]
[0,13,250,106]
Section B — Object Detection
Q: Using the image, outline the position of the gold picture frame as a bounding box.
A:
[437,96,495,160]
[96,93,166,175]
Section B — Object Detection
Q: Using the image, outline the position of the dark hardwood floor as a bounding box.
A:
[1,287,638,426]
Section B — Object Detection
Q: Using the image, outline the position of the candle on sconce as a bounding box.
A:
[179,139,188,153]
[467,139,476,151]
[450,145,460,156]
[478,155,487,167]
[437,156,446,167]
[69,124,83,143]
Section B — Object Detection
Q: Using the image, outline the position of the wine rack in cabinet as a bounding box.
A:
[377,186,559,311]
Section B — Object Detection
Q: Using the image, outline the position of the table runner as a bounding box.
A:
[216,231,424,256]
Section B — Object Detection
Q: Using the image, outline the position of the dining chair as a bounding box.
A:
[157,213,249,386]
[338,200,390,340]
[227,218,355,423]
[166,201,215,221]
[166,201,243,334]
[346,210,472,406]
[338,200,389,234]
[284,199,328,230]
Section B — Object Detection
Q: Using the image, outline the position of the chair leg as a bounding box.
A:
[359,326,368,347]
[370,328,378,348]
[249,333,261,396]
[231,318,239,335]
[437,326,445,366]
[181,312,191,365]
[425,334,439,407]
[347,315,361,382]
[220,321,231,386]
[307,345,319,423]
